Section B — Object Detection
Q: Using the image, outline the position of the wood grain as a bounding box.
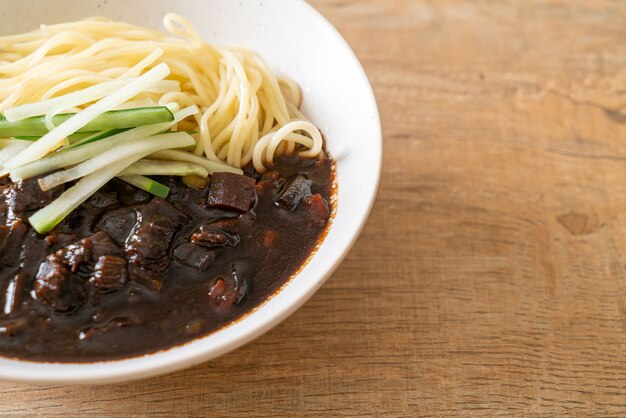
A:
[2,0,626,415]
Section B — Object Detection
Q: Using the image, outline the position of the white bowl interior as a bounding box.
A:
[0,0,381,384]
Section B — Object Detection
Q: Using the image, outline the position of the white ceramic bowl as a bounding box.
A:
[0,0,381,384]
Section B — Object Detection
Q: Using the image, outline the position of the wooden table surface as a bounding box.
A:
[2,0,626,416]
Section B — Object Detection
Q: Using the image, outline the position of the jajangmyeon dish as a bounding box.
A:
[0,14,334,361]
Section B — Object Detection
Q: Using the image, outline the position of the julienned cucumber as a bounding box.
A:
[68,129,129,147]
[118,175,170,198]
[14,129,128,144]
[15,128,195,147]
[0,106,173,137]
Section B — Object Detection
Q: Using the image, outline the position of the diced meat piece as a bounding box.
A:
[275,175,312,211]
[3,271,27,315]
[125,189,152,206]
[191,225,239,248]
[207,264,248,309]
[261,170,281,182]
[0,220,27,266]
[206,218,238,232]
[79,315,142,340]
[55,209,82,232]
[48,231,121,276]
[87,190,119,209]
[160,177,185,204]
[97,208,137,245]
[86,231,123,259]
[126,216,177,271]
[138,198,190,225]
[34,255,85,313]
[5,177,64,213]
[173,243,218,271]
[59,239,93,273]
[206,173,256,212]
[45,232,78,249]
[165,183,205,214]
[302,194,330,227]
[128,264,163,292]
[125,200,189,272]
[208,278,233,309]
[90,255,127,293]
[114,179,152,206]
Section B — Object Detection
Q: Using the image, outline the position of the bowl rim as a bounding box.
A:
[0,0,382,384]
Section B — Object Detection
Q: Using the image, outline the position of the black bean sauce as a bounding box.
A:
[0,154,333,362]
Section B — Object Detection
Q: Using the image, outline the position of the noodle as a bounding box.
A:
[0,14,323,172]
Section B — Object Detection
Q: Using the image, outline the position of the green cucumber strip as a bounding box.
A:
[15,132,107,142]
[118,175,170,198]
[118,159,209,178]
[9,106,198,181]
[16,129,194,146]
[9,125,168,181]
[38,132,196,191]
[0,106,174,137]
[6,64,171,169]
[68,129,129,147]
